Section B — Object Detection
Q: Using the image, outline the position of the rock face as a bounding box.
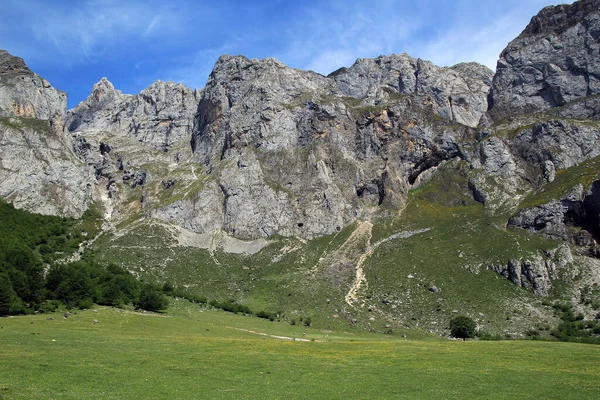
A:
[509,185,588,241]
[0,52,93,217]
[0,117,94,217]
[468,117,600,210]
[0,50,66,121]
[0,1,599,299]
[488,0,600,121]
[509,181,600,253]
[179,54,484,238]
[67,78,200,151]
[330,54,493,128]
[489,244,574,296]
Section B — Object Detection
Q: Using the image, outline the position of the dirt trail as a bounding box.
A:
[341,223,431,308]
[231,327,321,342]
[344,221,373,308]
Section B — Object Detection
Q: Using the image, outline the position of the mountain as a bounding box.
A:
[1,0,599,336]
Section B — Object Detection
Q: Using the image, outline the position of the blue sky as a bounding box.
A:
[0,0,572,109]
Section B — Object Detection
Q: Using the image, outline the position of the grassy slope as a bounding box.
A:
[0,304,599,399]
[364,161,562,335]
[519,154,600,209]
[90,160,576,337]
[92,221,365,332]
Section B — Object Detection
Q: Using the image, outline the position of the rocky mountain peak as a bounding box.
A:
[520,0,600,38]
[330,53,493,128]
[206,54,334,103]
[210,54,290,78]
[0,49,66,120]
[450,62,494,87]
[86,77,119,107]
[0,50,31,76]
[67,76,198,151]
[488,0,600,121]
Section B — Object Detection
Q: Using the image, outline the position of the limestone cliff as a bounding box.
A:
[0,52,93,218]
[488,0,600,121]
[0,0,599,299]
[0,50,66,121]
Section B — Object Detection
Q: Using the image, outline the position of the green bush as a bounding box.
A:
[449,316,477,340]
[550,301,600,344]
[136,285,169,312]
[256,310,276,321]
[162,281,174,295]
[219,300,251,315]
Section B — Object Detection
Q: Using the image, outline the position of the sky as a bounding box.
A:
[0,0,574,109]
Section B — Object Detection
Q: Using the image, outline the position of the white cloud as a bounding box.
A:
[275,1,422,75]
[26,0,184,62]
[412,14,520,70]
[275,0,577,74]
[144,15,162,36]
[157,42,240,90]
[409,1,577,70]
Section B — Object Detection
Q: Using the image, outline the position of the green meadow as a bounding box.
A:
[1,302,599,399]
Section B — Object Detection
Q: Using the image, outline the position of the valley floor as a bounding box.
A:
[1,302,599,399]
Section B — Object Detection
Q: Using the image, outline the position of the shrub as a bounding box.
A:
[256,310,276,321]
[136,285,168,312]
[38,300,61,313]
[162,281,174,295]
[449,315,476,340]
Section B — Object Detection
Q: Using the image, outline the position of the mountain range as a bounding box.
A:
[1,0,599,336]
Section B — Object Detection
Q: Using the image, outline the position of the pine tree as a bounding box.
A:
[0,273,14,316]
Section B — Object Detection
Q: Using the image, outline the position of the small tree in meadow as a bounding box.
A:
[449,315,477,340]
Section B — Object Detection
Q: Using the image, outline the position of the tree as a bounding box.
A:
[449,315,477,340]
[136,285,168,312]
[0,273,13,316]
[162,280,174,295]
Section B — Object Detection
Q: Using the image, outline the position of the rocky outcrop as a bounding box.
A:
[67,78,200,151]
[510,119,600,171]
[488,245,574,296]
[0,117,94,217]
[509,185,587,241]
[509,181,600,253]
[468,117,600,210]
[0,50,66,121]
[0,51,93,217]
[330,54,493,128]
[490,256,552,296]
[488,0,600,121]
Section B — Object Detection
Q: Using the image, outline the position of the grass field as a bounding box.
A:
[1,302,599,399]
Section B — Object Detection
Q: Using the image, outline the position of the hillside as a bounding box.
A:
[1,0,600,338]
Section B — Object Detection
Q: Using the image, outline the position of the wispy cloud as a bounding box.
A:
[160,44,236,90]
[274,0,576,74]
[275,1,423,75]
[24,0,184,63]
[144,15,162,36]
[410,14,521,70]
